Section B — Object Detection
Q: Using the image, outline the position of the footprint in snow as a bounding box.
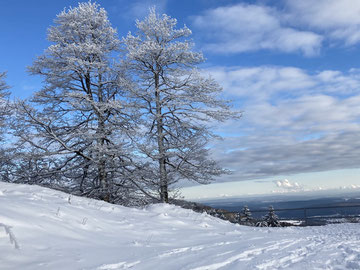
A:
[97,261,140,270]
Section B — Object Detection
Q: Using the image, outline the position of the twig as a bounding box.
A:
[0,223,20,249]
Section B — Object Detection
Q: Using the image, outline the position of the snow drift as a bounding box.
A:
[1,181,360,269]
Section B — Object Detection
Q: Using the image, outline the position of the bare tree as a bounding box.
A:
[14,2,137,202]
[123,9,239,203]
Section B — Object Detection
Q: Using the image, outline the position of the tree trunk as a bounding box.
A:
[93,75,108,201]
[98,91,108,201]
[155,72,168,203]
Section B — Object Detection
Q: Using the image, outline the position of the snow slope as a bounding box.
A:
[1,182,360,270]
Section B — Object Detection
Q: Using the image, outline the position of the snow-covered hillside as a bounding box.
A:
[1,182,360,270]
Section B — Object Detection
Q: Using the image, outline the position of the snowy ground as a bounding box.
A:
[1,182,360,270]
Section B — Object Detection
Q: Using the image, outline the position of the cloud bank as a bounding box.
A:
[193,0,360,55]
[206,66,360,182]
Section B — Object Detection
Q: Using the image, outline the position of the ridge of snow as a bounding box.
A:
[1,181,360,269]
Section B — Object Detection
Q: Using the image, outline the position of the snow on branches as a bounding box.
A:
[123,8,240,202]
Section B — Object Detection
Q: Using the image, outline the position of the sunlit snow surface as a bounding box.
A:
[1,182,360,270]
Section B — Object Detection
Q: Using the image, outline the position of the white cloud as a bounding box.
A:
[285,0,360,45]
[274,179,303,191]
[207,66,360,106]
[193,3,323,56]
[207,66,316,100]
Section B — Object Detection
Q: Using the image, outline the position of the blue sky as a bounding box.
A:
[1,0,360,199]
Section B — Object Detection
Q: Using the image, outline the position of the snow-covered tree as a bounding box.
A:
[123,8,238,203]
[263,206,281,227]
[240,205,254,224]
[14,2,137,202]
[241,206,252,219]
